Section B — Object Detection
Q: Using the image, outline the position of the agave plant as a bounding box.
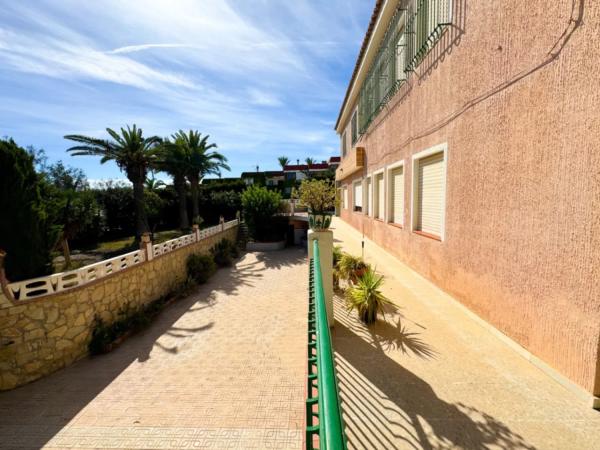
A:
[345,267,392,324]
[338,253,369,284]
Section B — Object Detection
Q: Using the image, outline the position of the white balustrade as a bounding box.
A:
[6,220,239,301]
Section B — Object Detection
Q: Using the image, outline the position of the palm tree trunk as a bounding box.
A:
[132,178,149,240]
[61,236,71,269]
[190,175,200,223]
[174,174,189,231]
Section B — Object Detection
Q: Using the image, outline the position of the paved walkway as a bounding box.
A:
[0,250,307,449]
[330,218,600,450]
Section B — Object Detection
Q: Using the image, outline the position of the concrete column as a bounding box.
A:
[0,249,15,302]
[219,216,225,232]
[192,224,200,241]
[140,232,153,261]
[307,230,334,327]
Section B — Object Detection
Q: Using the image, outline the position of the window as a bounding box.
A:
[364,176,372,216]
[285,172,296,181]
[412,146,446,240]
[351,110,358,145]
[343,186,348,209]
[387,163,404,225]
[341,131,347,157]
[358,1,452,134]
[373,171,385,220]
[353,180,362,212]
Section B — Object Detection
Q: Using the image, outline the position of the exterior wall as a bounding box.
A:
[0,227,237,390]
[337,0,600,397]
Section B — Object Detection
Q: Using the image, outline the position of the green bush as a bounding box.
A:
[210,238,239,267]
[241,185,282,241]
[186,253,217,283]
[0,139,55,280]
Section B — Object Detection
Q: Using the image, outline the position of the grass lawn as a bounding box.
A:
[95,229,183,254]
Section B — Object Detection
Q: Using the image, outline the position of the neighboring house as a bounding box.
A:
[264,171,284,187]
[335,0,599,406]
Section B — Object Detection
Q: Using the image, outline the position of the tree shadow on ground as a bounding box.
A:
[0,253,262,450]
[332,313,537,450]
[253,247,306,270]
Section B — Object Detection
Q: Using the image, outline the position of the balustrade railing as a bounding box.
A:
[6,219,239,301]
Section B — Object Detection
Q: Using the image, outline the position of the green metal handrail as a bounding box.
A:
[306,240,346,450]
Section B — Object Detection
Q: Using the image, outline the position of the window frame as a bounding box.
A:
[341,131,347,158]
[353,179,363,213]
[410,143,448,241]
[363,175,372,216]
[386,159,405,226]
[372,168,386,221]
[342,185,349,210]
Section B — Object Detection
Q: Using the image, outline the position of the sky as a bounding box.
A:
[0,0,372,182]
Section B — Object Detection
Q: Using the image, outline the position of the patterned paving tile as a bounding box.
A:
[0,250,307,450]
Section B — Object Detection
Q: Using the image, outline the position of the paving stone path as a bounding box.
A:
[0,249,307,449]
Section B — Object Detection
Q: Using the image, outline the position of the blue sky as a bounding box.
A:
[0,0,372,182]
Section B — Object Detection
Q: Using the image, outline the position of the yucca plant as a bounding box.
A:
[338,253,369,284]
[345,267,391,324]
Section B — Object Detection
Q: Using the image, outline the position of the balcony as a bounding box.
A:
[336,146,365,181]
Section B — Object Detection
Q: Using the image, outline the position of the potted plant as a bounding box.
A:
[345,267,392,324]
[294,179,335,231]
[338,253,369,284]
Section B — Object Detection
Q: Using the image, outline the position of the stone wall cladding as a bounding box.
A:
[0,227,237,390]
[337,1,600,396]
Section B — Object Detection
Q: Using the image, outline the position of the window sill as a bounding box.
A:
[413,230,442,242]
[388,222,404,229]
[374,218,385,223]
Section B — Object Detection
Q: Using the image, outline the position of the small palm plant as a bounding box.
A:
[338,253,369,284]
[345,267,391,324]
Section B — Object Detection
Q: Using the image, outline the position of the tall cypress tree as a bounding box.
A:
[0,139,53,280]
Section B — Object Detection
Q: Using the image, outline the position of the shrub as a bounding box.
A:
[0,139,54,280]
[210,238,238,267]
[293,179,335,212]
[186,253,217,283]
[241,185,282,241]
[345,267,392,324]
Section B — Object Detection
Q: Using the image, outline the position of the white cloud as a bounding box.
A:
[247,88,282,107]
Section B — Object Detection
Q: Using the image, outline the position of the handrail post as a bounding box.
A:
[140,232,153,261]
[307,230,334,326]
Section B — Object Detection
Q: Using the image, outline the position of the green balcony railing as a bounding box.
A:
[306,240,347,450]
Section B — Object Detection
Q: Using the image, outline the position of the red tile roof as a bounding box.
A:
[284,163,329,171]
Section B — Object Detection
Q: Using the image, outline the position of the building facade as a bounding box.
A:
[335,0,599,405]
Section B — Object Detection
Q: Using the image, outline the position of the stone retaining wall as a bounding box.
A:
[0,226,237,390]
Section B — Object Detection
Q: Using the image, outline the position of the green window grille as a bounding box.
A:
[357,0,452,135]
[405,0,452,72]
[351,111,358,145]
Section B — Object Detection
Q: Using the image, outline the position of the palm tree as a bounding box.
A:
[304,157,316,178]
[155,139,190,231]
[64,125,161,239]
[144,172,166,192]
[170,130,230,223]
[277,156,290,170]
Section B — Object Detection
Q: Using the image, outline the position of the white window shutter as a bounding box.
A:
[416,153,444,236]
[377,173,385,220]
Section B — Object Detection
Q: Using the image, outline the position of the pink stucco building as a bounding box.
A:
[335,0,599,406]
